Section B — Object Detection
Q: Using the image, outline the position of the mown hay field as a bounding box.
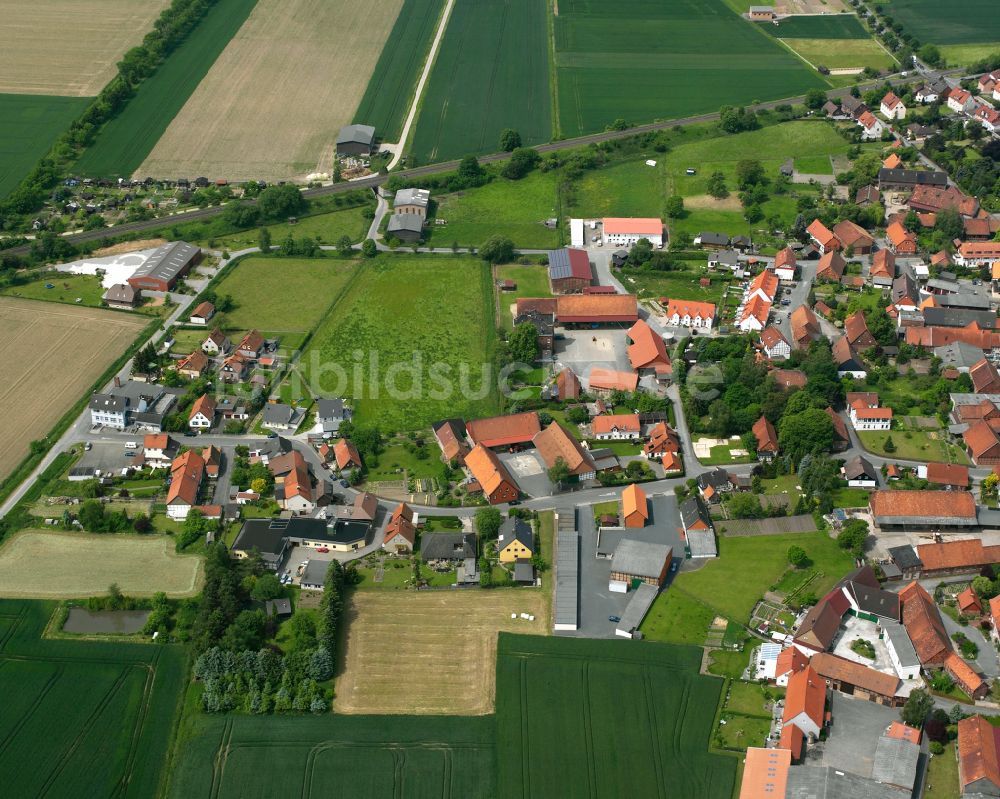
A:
[352,0,446,142]
[781,37,896,70]
[0,599,187,798]
[75,0,259,178]
[168,713,496,799]
[495,634,737,799]
[410,0,552,163]
[300,254,500,432]
[335,590,546,715]
[138,0,405,182]
[0,297,146,480]
[0,0,169,96]
[880,0,1000,45]
[0,532,203,598]
[0,93,89,198]
[554,0,826,138]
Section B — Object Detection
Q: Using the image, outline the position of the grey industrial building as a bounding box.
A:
[336,124,375,156]
[554,531,580,631]
[127,241,201,292]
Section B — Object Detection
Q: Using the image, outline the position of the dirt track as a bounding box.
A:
[137,0,404,182]
[335,589,546,715]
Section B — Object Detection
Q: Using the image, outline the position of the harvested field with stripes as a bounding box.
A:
[0,297,145,481]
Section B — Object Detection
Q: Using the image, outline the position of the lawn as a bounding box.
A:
[497,263,552,329]
[168,712,497,799]
[566,159,666,219]
[410,0,552,162]
[0,599,186,798]
[364,440,442,482]
[794,154,835,175]
[622,270,732,307]
[553,0,826,138]
[780,38,896,71]
[210,256,358,333]
[430,171,562,249]
[760,14,871,39]
[924,741,960,799]
[644,531,855,628]
[74,0,258,177]
[0,93,88,199]
[300,254,500,431]
[857,429,970,464]
[2,271,111,308]
[201,203,372,250]
[496,634,737,799]
[880,0,1000,46]
[832,487,872,507]
[939,43,1000,66]
[640,588,718,646]
[352,0,446,141]
[717,712,771,751]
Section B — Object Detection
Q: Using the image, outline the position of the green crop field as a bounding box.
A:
[301,254,499,431]
[168,713,496,798]
[881,0,1000,45]
[431,171,561,249]
[210,256,358,334]
[780,38,896,71]
[74,0,258,177]
[353,0,446,141]
[0,93,88,199]
[553,0,826,138]
[761,13,870,39]
[410,0,552,163]
[496,635,736,799]
[0,599,186,798]
[198,202,372,250]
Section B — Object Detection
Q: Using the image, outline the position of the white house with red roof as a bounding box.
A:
[850,399,893,431]
[879,92,906,120]
[858,110,884,140]
[974,105,1000,134]
[947,88,975,114]
[601,217,663,248]
[663,298,715,330]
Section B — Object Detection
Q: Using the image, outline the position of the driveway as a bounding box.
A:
[556,328,631,380]
[939,610,1000,679]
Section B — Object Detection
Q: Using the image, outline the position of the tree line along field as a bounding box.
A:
[137,0,406,182]
[300,254,500,432]
[553,0,827,138]
[74,0,259,178]
[0,599,187,798]
[495,635,737,799]
[352,0,446,142]
[880,0,1000,45]
[409,0,552,164]
[0,297,147,482]
[0,94,88,198]
[0,0,170,97]
[167,713,497,798]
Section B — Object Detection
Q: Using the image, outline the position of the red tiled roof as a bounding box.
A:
[779,724,804,761]
[965,419,1000,462]
[588,367,638,392]
[664,298,716,323]
[925,462,969,487]
[144,433,169,450]
[899,581,952,665]
[622,483,648,522]
[592,414,640,435]
[627,319,671,371]
[752,415,778,453]
[167,449,204,507]
[772,369,807,389]
[946,651,986,697]
[815,251,846,281]
[556,293,638,323]
[871,249,895,279]
[887,722,921,745]
[832,220,873,250]
[825,407,849,443]
[886,221,916,249]
[775,247,796,269]
[783,665,825,730]
[958,586,982,614]
[532,422,595,477]
[916,538,1000,572]
[958,715,1000,793]
[466,412,541,448]
[807,219,837,248]
[776,646,808,677]
[810,652,899,698]
[464,444,518,500]
[334,438,362,471]
[790,305,820,346]
[602,217,662,235]
[189,393,216,421]
[556,368,580,399]
[870,489,975,520]
[384,502,416,546]
[739,747,791,799]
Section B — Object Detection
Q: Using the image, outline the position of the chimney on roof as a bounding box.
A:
[114,376,121,388]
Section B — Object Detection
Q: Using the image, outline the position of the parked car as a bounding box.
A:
[316,547,330,553]
[609,615,621,623]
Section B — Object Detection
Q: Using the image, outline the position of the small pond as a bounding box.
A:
[63,608,150,634]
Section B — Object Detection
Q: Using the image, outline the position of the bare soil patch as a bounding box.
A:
[0,0,170,96]
[0,297,145,481]
[335,589,546,715]
[0,531,203,597]
[684,193,743,211]
[137,0,405,182]
[92,238,167,257]
[776,0,849,13]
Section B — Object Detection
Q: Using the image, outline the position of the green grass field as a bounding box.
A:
[431,171,561,249]
[857,429,970,464]
[794,154,835,174]
[352,0,445,141]
[410,0,552,163]
[553,0,826,138]
[2,272,111,308]
[496,263,552,328]
[200,203,372,250]
[0,599,186,798]
[566,159,666,219]
[210,256,358,333]
[301,254,499,431]
[75,0,258,177]
[167,712,496,798]
[780,38,896,71]
[496,634,737,799]
[0,93,89,198]
[642,531,855,634]
[763,14,871,39]
[939,43,1000,66]
[881,0,1000,45]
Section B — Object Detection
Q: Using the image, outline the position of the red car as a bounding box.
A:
[316,547,330,553]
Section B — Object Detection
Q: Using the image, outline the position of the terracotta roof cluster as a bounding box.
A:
[909,184,979,216]
[971,358,1000,394]
[643,421,679,459]
[916,538,1000,572]
[886,221,917,250]
[547,293,639,323]
[663,298,716,323]
[832,220,873,251]
[906,321,1000,351]
[532,422,596,477]
[871,249,895,280]
[177,349,209,374]
[433,419,469,464]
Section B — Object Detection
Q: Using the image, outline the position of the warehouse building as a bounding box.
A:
[336,124,375,156]
[608,539,671,593]
[869,489,978,532]
[127,241,201,292]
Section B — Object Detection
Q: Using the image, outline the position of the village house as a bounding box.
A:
[188,394,216,429]
[845,310,877,349]
[103,283,141,309]
[262,402,300,432]
[166,449,205,520]
[956,241,1000,267]
[643,421,679,460]
[843,455,877,488]
[815,250,846,283]
[833,220,874,255]
[849,398,891,430]
[833,336,867,379]
[334,438,362,472]
[626,319,671,379]
[679,496,716,558]
[464,444,519,504]
[737,295,771,332]
[621,483,648,528]
[879,92,906,120]
[189,301,215,325]
[958,715,1000,796]
[752,415,778,461]
[176,350,209,380]
[806,219,839,254]
[466,411,541,450]
[601,217,663,248]
[947,88,975,114]
[886,222,918,255]
[219,352,250,384]
[790,304,821,350]
[774,247,796,281]
[587,367,639,396]
[592,413,641,440]
[760,325,791,360]
[143,434,174,469]
[663,298,715,330]
[779,665,826,761]
[202,328,231,355]
[858,110,884,140]
[498,517,534,564]
[393,187,430,218]
[971,358,1000,394]
[870,249,896,287]
[236,329,264,359]
[533,421,596,481]
[383,502,416,553]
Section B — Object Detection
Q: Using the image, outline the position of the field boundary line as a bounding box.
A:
[477,2,510,153]
[581,660,597,799]
[642,665,668,799]
[208,717,234,799]
[114,659,159,799]
[546,0,561,140]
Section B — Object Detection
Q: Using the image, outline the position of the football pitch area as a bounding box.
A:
[0,599,186,798]
[167,714,497,798]
[495,635,737,799]
[552,0,827,138]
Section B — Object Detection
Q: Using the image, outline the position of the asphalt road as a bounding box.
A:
[1,70,960,258]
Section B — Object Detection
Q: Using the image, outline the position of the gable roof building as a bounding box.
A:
[383,502,416,551]
[466,412,541,449]
[870,489,977,530]
[790,304,821,350]
[627,319,671,375]
[815,250,846,283]
[958,715,1000,796]
[533,422,596,479]
[899,581,951,665]
[464,444,519,504]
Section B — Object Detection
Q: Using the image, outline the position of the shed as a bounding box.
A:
[554,531,580,631]
[609,539,672,592]
[336,124,375,156]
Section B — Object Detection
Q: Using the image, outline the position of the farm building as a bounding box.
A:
[466,411,540,449]
[547,248,592,293]
[336,124,375,156]
[958,715,1000,795]
[393,187,430,218]
[601,217,663,248]
[533,422,596,480]
[809,653,902,707]
[615,582,658,638]
[514,294,638,325]
[739,748,790,798]
[869,490,977,531]
[127,241,201,292]
[608,539,670,592]
[587,367,638,396]
[621,483,648,528]
[899,581,951,666]
[387,213,424,242]
[464,444,519,504]
[679,496,716,558]
[189,301,214,325]
[878,168,948,190]
[592,413,641,440]
[748,5,775,20]
[103,283,141,309]
[627,319,671,377]
[433,418,470,464]
[554,531,580,631]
